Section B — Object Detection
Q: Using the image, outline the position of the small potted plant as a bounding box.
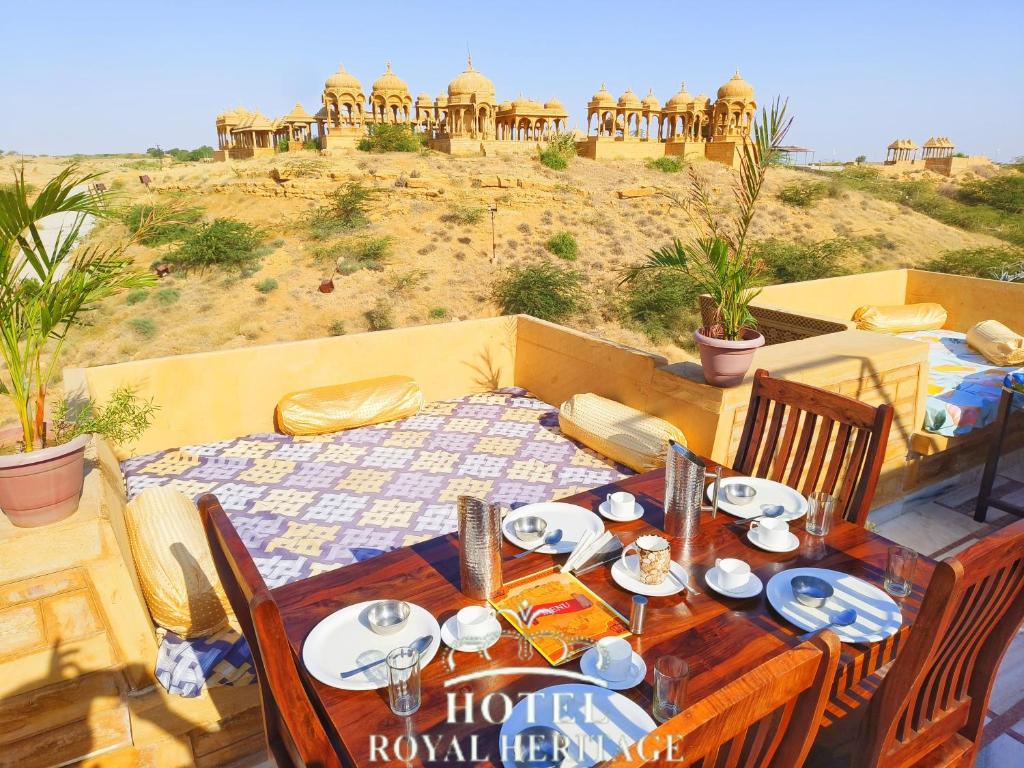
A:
[0,165,157,526]
[625,99,792,386]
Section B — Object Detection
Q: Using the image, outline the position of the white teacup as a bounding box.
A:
[456,605,496,644]
[606,491,635,519]
[594,636,633,681]
[714,557,751,591]
[750,517,790,548]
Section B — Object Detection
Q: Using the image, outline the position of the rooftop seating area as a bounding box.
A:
[2,274,1022,767]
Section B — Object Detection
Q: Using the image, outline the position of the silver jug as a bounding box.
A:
[664,441,705,540]
[457,495,504,599]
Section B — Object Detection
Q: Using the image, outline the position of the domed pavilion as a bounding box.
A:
[369,62,413,124]
[441,56,497,140]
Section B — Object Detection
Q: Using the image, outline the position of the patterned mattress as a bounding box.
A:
[123,388,633,696]
[898,330,1023,437]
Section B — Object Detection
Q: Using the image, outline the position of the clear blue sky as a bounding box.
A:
[3,0,1022,161]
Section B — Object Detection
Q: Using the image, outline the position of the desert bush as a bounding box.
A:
[327,320,347,336]
[365,300,394,331]
[920,247,1024,279]
[255,278,279,294]
[546,231,579,261]
[306,181,375,239]
[128,317,157,338]
[164,146,214,162]
[276,138,289,153]
[123,203,203,245]
[548,134,578,158]
[165,219,266,273]
[491,262,586,322]
[855,155,867,164]
[303,138,319,151]
[429,307,447,319]
[778,181,829,208]
[539,146,569,170]
[647,156,684,173]
[618,269,700,343]
[153,287,180,306]
[358,124,421,153]
[126,289,149,305]
[390,269,429,294]
[440,205,485,225]
[957,175,1024,214]
[752,238,853,284]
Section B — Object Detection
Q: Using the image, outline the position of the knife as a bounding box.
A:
[339,634,433,679]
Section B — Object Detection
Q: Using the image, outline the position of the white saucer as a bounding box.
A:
[610,557,690,596]
[440,615,502,652]
[704,567,764,598]
[598,499,645,522]
[579,647,647,690]
[747,529,800,553]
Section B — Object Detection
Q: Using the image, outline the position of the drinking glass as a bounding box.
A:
[805,492,836,537]
[387,645,421,716]
[884,545,918,598]
[653,655,689,723]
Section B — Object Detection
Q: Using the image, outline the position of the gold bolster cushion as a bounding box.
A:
[852,302,948,334]
[276,375,423,436]
[125,487,230,638]
[558,393,687,473]
[967,320,1024,366]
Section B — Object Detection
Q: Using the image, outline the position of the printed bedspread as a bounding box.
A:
[898,330,1023,437]
[122,388,633,695]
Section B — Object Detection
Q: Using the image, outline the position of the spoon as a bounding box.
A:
[747,504,786,524]
[801,608,857,641]
[339,634,433,679]
[512,528,563,559]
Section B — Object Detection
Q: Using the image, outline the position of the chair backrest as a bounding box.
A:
[859,519,1024,768]
[198,494,344,768]
[604,633,840,768]
[734,369,894,526]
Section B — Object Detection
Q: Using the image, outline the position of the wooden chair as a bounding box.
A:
[199,494,345,768]
[734,369,894,526]
[809,518,1024,767]
[604,633,840,767]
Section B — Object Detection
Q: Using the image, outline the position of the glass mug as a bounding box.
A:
[653,655,689,723]
[386,645,422,716]
[805,491,836,537]
[884,545,918,598]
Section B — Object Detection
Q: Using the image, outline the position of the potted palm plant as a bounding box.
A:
[625,99,792,386]
[0,165,156,526]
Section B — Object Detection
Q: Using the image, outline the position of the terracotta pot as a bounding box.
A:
[694,327,765,387]
[0,428,90,528]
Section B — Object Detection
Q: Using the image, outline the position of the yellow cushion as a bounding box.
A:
[967,320,1024,366]
[852,303,948,334]
[125,487,230,638]
[558,393,686,473]
[276,375,423,436]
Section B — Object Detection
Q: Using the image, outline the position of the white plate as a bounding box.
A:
[499,683,656,768]
[504,502,605,554]
[709,477,808,521]
[747,528,801,553]
[705,567,764,599]
[598,500,644,522]
[766,568,903,644]
[440,614,502,652]
[302,601,441,690]
[610,556,690,597]
[579,647,647,690]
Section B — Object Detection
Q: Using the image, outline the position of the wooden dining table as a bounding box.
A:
[274,462,933,767]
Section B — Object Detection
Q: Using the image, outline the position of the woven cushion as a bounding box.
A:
[276,375,423,436]
[852,303,947,334]
[125,487,230,638]
[558,393,686,472]
[967,320,1024,366]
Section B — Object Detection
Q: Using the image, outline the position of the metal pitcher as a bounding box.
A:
[664,441,705,540]
[457,495,504,599]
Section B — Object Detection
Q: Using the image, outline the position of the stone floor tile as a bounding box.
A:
[977,733,1024,768]
[873,501,990,557]
[989,628,1024,715]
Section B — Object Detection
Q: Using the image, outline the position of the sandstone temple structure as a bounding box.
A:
[884,136,986,176]
[212,59,756,167]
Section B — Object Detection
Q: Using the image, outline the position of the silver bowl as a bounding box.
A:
[511,515,548,542]
[791,575,834,609]
[510,725,567,768]
[366,600,411,635]
[724,483,757,506]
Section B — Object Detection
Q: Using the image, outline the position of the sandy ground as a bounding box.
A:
[0,150,1005,426]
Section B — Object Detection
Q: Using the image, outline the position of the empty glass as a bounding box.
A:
[386,645,421,716]
[653,655,689,723]
[884,545,918,598]
[805,492,836,537]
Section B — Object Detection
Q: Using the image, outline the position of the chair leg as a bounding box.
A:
[975,390,1013,523]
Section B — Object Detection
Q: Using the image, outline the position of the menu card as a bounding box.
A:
[489,567,630,666]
